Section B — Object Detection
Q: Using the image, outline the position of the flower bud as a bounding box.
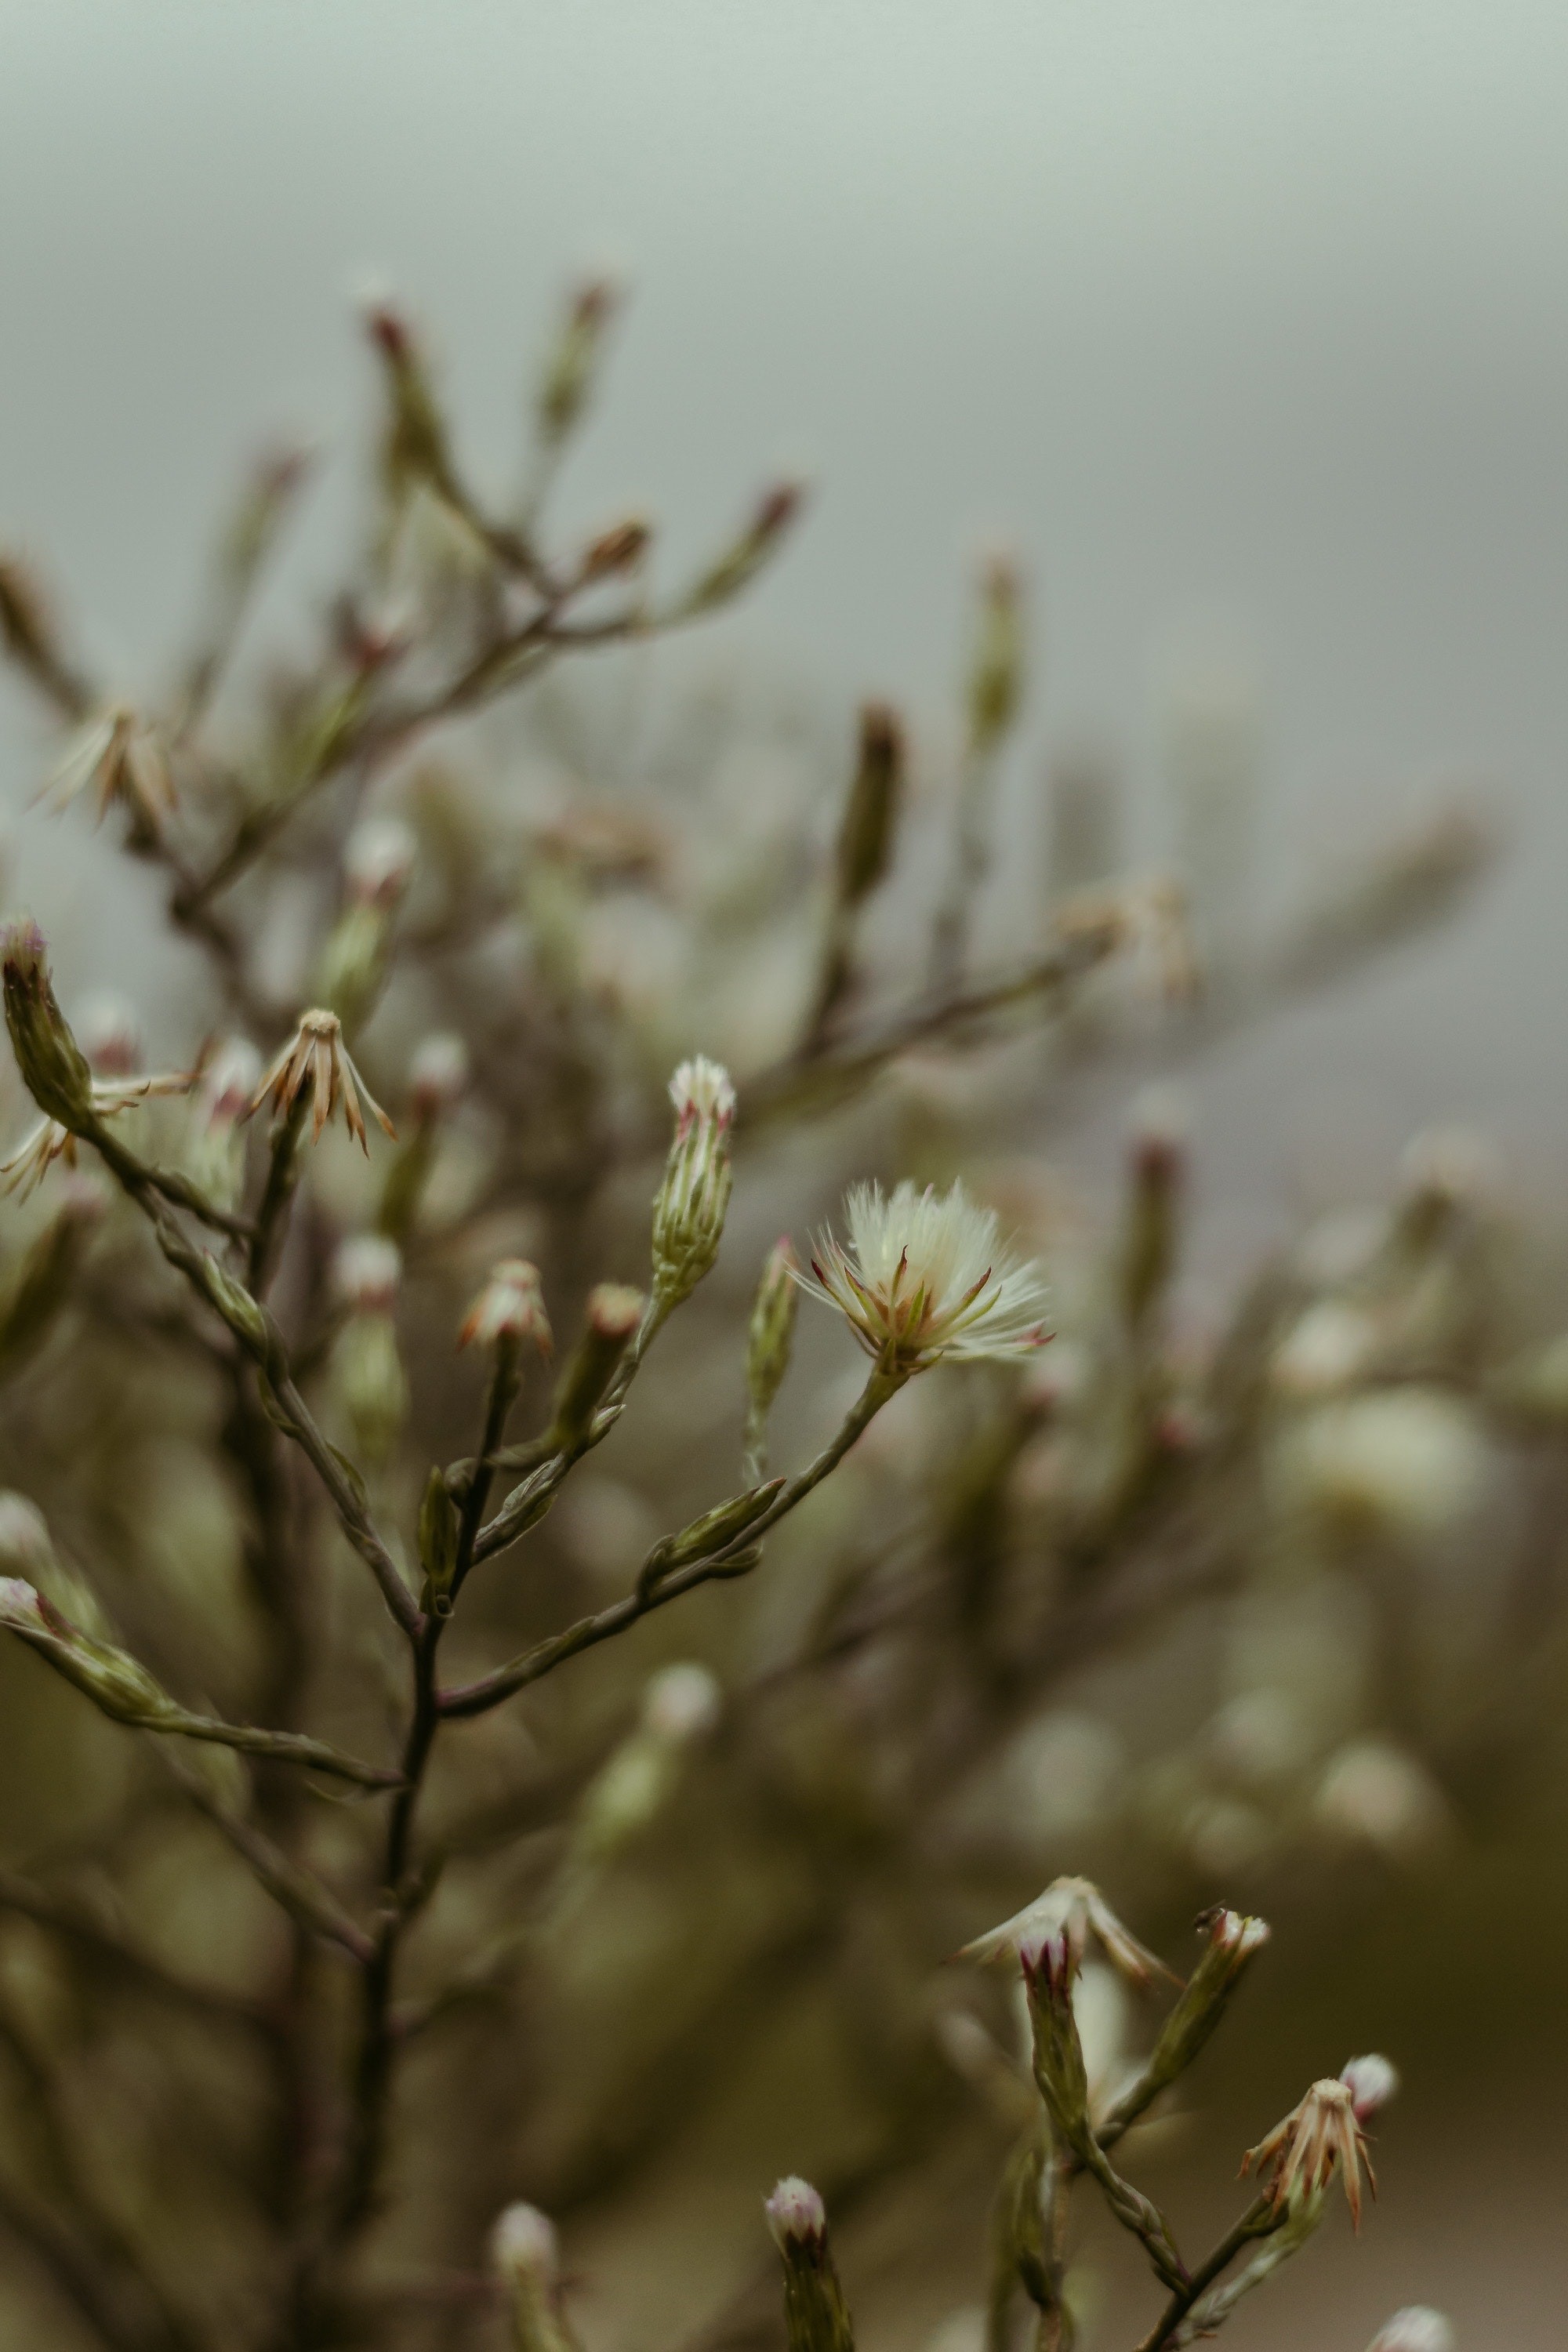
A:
[680,482,804,615]
[639,1479,784,1595]
[365,296,456,506]
[764,2177,854,2352]
[334,1313,408,1467]
[550,1284,644,1450]
[835,703,905,908]
[1120,1087,1187,1329]
[1019,1931,1093,2145]
[580,517,651,583]
[1339,2053,1399,2123]
[1135,1907,1270,2102]
[344,815,418,909]
[967,552,1023,756]
[0,1588,179,1729]
[0,1494,53,1582]
[198,1037,263,1129]
[76,991,143,1078]
[744,1240,799,1475]
[0,1577,48,1632]
[408,1030,469,1122]
[1,920,95,1131]
[538,276,619,448]
[650,1058,735,1311]
[641,1661,722,1744]
[490,2199,578,2352]
[335,1234,402,1315]
[198,1254,269,1356]
[418,1465,462,1615]
[1367,2312,1454,2352]
[459,1259,552,1356]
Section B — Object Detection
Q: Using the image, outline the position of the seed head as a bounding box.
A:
[797,1178,1050,1375]
[459,1258,552,1356]
[246,1009,396,1151]
[1243,2076,1375,2229]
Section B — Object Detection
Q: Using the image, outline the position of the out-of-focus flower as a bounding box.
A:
[490,2198,577,2352]
[0,1494,53,1581]
[1243,2076,1374,2228]
[1367,2310,1454,2352]
[650,1056,735,1310]
[1281,1388,1489,1540]
[1270,1301,1380,1399]
[1313,1739,1450,1861]
[1339,2053,1399,2123]
[335,1234,402,1314]
[957,1875,1168,1990]
[76,992,143,1077]
[246,1009,396,1150]
[408,1030,469,1121]
[459,1258,552,1356]
[641,1661,722,1743]
[797,1178,1050,1374]
[198,1038,263,1128]
[44,706,175,826]
[343,815,418,908]
[0,1577,49,1632]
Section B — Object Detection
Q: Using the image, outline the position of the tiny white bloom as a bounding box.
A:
[1367,2310,1454,2352]
[957,1875,1168,1990]
[641,1661,722,1744]
[1339,2052,1399,2122]
[797,1178,1049,1373]
[490,2200,560,2286]
[334,1235,403,1314]
[764,2175,826,2249]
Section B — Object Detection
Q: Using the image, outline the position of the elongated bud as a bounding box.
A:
[219,445,311,582]
[746,1240,799,1427]
[198,1254,270,1356]
[0,1183,103,1377]
[490,2201,579,2352]
[0,555,88,715]
[575,1661,723,1861]
[967,553,1023,757]
[198,1037,263,1129]
[1019,1932,1092,2144]
[345,815,417,909]
[365,296,456,503]
[651,1057,735,1311]
[459,1259,552,1356]
[0,1585,180,1729]
[680,482,804,615]
[539,276,619,448]
[1,920,95,1131]
[638,1479,785,1595]
[764,2177,854,2352]
[418,1465,462,1616]
[550,1284,644,1449]
[1120,1087,1187,1329]
[332,1246,408,1464]
[1339,2053,1399,2123]
[1138,1907,1269,2097]
[836,703,905,906]
[1367,2312,1454,2352]
[580,517,650,583]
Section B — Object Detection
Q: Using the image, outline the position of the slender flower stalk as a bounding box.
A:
[796,1178,1050,1374]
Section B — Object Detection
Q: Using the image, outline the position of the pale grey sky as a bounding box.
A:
[3,0,1568,1230]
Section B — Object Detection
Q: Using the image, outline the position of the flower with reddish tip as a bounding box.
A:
[764,2176,826,2252]
[459,1259,552,1356]
[957,1875,1170,1990]
[45,707,175,826]
[0,1577,48,1633]
[246,1010,395,1152]
[1339,2053,1399,2123]
[650,1056,735,1309]
[797,1178,1050,1376]
[1243,2075,1375,2228]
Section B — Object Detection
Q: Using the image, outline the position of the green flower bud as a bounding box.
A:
[764,2179,855,2352]
[651,1058,735,1312]
[1,920,95,1131]
[836,703,905,908]
[746,1240,800,1431]
[550,1284,644,1450]
[418,1465,462,1616]
[1137,1907,1270,2102]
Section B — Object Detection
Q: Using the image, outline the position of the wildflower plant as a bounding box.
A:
[0,273,1512,2352]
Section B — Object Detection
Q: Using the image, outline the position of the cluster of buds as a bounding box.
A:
[764,2177,855,2352]
[246,1008,396,1152]
[650,1058,735,1313]
[489,2201,579,2352]
[331,1236,408,1466]
[313,815,417,1034]
[572,1661,722,1864]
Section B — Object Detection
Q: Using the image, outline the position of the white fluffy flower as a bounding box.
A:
[1367,2311,1454,2352]
[797,1178,1049,1373]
